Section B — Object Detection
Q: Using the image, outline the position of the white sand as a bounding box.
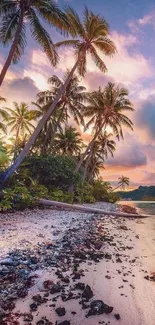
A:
[0,207,155,325]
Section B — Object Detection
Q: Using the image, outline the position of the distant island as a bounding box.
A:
[117,186,155,201]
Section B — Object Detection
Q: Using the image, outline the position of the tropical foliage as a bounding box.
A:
[0,0,69,85]
[0,4,135,209]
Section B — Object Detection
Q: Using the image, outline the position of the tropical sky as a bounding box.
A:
[1,0,155,189]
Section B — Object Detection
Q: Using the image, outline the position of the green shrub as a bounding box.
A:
[76,182,96,204]
[0,186,36,211]
[29,180,48,199]
[19,155,82,190]
[49,189,74,204]
[92,179,119,203]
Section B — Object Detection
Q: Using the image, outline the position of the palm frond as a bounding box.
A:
[29,8,59,66]
[89,45,107,72]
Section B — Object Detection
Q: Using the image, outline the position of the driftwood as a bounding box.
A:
[38,199,149,218]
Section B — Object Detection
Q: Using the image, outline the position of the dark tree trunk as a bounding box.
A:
[0,10,24,86]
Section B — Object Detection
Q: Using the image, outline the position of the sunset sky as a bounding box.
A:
[0,0,155,189]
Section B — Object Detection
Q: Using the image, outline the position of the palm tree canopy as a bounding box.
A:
[0,0,70,65]
[2,102,36,136]
[118,175,130,186]
[84,82,134,139]
[37,72,87,125]
[55,7,116,76]
[55,126,83,156]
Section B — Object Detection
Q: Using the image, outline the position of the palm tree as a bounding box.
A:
[83,132,116,182]
[112,176,130,191]
[54,126,83,156]
[0,0,69,86]
[2,102,36,160]
[2,7,116,184]
[31,101,67,154]
[36,72,87,150]
[74,83,134,174]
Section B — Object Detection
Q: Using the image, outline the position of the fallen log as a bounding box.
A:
[38,199,149,218]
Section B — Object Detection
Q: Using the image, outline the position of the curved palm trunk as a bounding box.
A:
[49,104,66,152]
[0,11,24,87]
[111,184,122,192]
[13,124,20,162]
[74,123,105,173]
[68,123,105,193]
[2,60,80,184]
[82,143,94,182]
[88,158,99,183]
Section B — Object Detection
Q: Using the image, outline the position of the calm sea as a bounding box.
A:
[119,201,155,216]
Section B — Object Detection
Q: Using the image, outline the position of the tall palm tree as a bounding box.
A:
[54,126,83,156]
[0,0,69,86]
[2,102,36,159]
[83,132,116,182]
[2,7,116,184]
[32,101,67,154]
[36,72,87,150]
[37,72,86,124]
[112,176,130,191]
[74,83,134,174]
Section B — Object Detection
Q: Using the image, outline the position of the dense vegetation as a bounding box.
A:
[0,1,134,210]
[118,186,155,201]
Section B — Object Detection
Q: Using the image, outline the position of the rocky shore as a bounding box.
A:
[0,205,155,325]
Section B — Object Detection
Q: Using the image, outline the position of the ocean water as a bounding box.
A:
[119,201,155,216]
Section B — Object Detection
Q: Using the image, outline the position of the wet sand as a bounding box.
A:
[0,206,155,325]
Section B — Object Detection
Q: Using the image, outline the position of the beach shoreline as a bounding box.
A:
[0,205,155,325]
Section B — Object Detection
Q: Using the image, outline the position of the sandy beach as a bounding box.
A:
[0,204,155,325]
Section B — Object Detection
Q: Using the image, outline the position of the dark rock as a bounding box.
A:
[30,302,38,311]
[36,317,53,325]
[75,282,85,291]
[50,283,62,294]
[43,280,54,290]
[17,287,28,298]
[55,307,66,317]
[116,258,122,263]
[30,256,38,264]
[32,294,47,304]
[61,291,74,301]
[57,321,70,325]
[104,253,112,260]
[82,285,93,300]
[114,314,121,320]
[74,251,86,260]
[86,300,113,317]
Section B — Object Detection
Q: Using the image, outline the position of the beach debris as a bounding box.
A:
[116,257,122,263]
[82,285,93,300]
[43,280,54,290]
[36,317,53,325]
[114,313,121,320]
[30,302,38,311]
[50,283,62,294]
[23,313,33,322]
[56,321,70,325]
[55,307,66,316]
[86,300,113,317]
[75,282,85,290]
[144,272,155,282]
